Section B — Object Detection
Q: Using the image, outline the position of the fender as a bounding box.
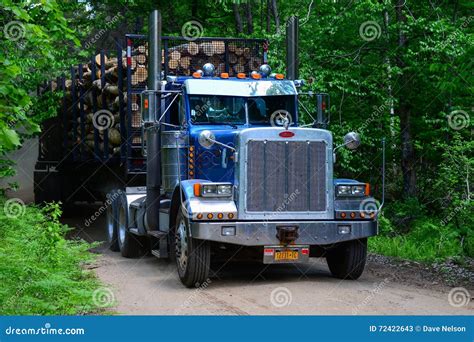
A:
[169,179,238,232]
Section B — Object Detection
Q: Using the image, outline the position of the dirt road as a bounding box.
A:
[65,205,474,315]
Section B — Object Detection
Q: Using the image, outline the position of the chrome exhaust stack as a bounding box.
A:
[145,10,162,230]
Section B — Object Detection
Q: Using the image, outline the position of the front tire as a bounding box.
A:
[326,238,367,280]
[173,208,211,288]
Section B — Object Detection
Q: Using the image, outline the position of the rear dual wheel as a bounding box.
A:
[106,191,120,251]
[106,190,144,258]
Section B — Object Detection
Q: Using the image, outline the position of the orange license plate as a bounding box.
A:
[274,250,299,261]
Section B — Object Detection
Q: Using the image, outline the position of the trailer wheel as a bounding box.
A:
[106,191,120,252]
[326,238,367,280]
[174,208,210,288]
[117,191,143,258]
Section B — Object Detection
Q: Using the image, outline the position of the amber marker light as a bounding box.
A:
[365,183,370,196]
[251,73,261,79]
[192,72,202,78]
[193,183,201,196]
[207,213,214,219]
[228,213,234,219]
[217,213,224,219]
[350,212,356,219]
[275,73,284,80]
[237,73,246,79]
[340,212,346,219]
[220,73,229,78]
[197,213,203,219]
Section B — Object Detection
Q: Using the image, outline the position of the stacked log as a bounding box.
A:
[59,52,128,158]
[54,39,264,159]
[165,40,261,76]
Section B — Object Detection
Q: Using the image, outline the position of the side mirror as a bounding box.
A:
[198,130,215,149]
[343,132,361,150]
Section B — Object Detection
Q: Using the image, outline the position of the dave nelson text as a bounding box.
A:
[369,325,466,333]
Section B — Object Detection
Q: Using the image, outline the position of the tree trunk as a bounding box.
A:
[266,0,271,33]
[245,1,254,34]
[191,0,198,17]
[233,3,243,34]
[271,0,280,32]
[395,0,416,198]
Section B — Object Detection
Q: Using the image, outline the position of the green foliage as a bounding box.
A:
[369,216,464,262]
[0,199,108,315]
[0,1,86,177]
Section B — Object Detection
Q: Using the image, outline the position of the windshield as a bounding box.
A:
[189,96,246,125]
[189,95,296,126]
[247,96,296,124]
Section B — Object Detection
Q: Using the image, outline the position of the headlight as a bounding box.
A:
[195,183,234,198]
[217,184,233,196]
[336,184,368,197]
[337,185,352,196]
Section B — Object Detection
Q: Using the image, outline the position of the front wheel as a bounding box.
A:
[326,238,367,280]
[173,208,211,288]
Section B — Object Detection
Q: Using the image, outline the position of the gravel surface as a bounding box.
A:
[64,205,474,315]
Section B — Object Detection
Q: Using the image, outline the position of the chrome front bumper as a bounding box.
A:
[190,220,378,246]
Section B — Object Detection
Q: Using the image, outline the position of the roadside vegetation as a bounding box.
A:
[0,199,109,315]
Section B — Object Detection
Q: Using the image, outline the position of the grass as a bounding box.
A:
[0,199,111,315]
[368,216,466,263]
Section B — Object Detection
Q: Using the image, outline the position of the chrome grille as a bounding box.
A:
[246,140,327,212]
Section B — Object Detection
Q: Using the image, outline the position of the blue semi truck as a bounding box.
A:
[104,10,380,288]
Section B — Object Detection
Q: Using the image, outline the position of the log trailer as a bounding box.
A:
[37,10,380,287]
